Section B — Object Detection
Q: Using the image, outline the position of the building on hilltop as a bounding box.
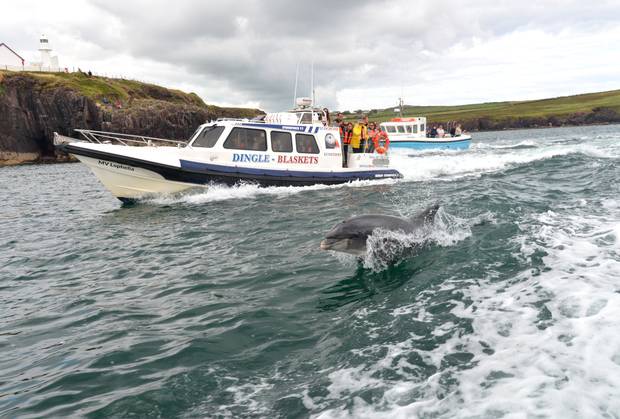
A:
[1,35,61,72]
[31,34,60,71]
[0,42,25,69]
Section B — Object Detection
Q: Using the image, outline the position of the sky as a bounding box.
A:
[1,0,620,112]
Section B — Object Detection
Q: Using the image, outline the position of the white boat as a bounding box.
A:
[380,117,472,150]
[54,106,402,203]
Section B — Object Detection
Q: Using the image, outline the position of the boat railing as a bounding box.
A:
[73,129,188,147]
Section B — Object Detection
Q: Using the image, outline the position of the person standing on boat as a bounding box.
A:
[322,108,331,127]
[342,122,353,167]
[334,112,344,128]
[351,119,367,153]
[367,121,379,152]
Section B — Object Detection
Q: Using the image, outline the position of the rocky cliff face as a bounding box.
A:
[0,73,262,165]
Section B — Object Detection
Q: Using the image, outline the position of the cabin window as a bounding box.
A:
[271,131,293,152]
[411,125,418,134]
[223,127,267,151]
[420,123,425,132]
[295,133,320,154]
[297,112,312,124]
[380,126,386,132]
[386,125,397,133]
[397,125,406,133]
[192,126,225,148]
[405,125,413,133]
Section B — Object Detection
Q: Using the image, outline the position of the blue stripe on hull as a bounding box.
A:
[179,159,401,180]
[389,139,470,150]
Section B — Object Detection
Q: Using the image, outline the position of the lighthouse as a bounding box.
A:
[38,34,59,70]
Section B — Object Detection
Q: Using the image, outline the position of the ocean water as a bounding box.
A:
[1,125,619,418]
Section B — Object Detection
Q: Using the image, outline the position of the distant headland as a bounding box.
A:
[0,71,263,165]
[343,90,620,131]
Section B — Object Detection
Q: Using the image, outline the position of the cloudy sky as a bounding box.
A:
[2,0,620,111]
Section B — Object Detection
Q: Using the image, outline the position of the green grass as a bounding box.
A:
[347,89,620,124]
[0,70,260,115]
[19,71,206,106]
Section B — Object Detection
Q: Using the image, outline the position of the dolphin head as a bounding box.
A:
[320,217,375,256]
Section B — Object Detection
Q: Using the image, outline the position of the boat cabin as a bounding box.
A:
[380,117,427,138]
[184,119,388,172]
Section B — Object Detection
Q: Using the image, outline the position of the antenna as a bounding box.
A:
[310,60,315,106]
[293,62,299,107]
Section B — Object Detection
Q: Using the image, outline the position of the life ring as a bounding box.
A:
[372,131,390,154]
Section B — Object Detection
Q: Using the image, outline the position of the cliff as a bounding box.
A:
[0,71,263,165]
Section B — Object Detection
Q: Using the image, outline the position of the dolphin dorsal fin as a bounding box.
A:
[410,203,440,225]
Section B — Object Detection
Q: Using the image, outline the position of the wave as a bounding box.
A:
[359,208,494,272]
[469,140,539,150]
[143,177,398,205]
[314,203,620,418]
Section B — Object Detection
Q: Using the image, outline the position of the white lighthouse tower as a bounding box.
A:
[37,34,59,70]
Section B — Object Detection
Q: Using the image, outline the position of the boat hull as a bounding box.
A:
[61,144,402,201]
[74,155,196,200]
[389,137,471,150]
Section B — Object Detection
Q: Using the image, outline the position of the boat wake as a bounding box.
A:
[135,135,618,206]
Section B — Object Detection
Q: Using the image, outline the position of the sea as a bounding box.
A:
[1,125,619,418]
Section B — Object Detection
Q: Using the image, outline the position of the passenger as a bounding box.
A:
[430,125,438,138]
[342,122,353,167]
[351,119,368,153]
[455,124,463,136]
[449,124,456,137]
[334,112,344,128]
[436,125,445,138]
[323,108,331,127]
[367,122,379,152]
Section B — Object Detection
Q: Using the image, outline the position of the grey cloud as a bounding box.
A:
[3,0,619,110]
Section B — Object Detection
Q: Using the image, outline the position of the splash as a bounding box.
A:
[361,208,489,272]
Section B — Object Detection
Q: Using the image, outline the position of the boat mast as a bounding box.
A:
[398,97,404,118]
[310,61,315,106]
[293,62,299,107]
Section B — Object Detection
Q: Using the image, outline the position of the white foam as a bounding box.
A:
[313,202,620,418]
[390,141,618,182]
[145,177,397,205]
[361,208,490,272]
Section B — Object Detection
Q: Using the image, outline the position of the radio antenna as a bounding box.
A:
[310,60,315,106]
[293,62,299,107]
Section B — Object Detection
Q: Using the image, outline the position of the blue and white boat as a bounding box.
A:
[380,117,471,151]
[54,104,402,203]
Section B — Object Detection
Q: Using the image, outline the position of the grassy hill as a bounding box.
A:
[345,89,620,130]
[0,70,260,117]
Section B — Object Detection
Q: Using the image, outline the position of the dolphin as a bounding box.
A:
[320,203,440,257]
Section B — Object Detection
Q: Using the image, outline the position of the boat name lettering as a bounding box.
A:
[232,153,272,163]
[277,155,319,164]
[97,160,135,171]
[282,125,306,132]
